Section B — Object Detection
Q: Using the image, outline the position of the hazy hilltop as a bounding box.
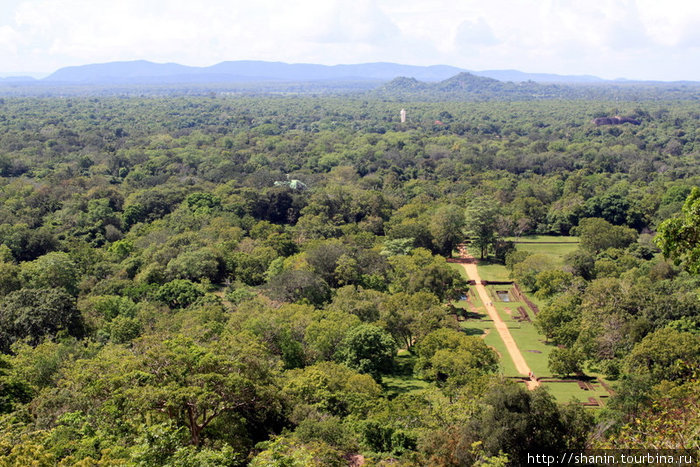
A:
[38,60,609,85]
[377,72,510,98]
[1,60,699,100]
[44,60,466,84]
[376,71,700,101]
[378,73,603,100]
[45,60,196,83]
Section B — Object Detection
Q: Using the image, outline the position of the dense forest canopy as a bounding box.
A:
[0,94,698,465]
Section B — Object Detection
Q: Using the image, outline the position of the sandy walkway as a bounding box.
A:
[458,250,539,389]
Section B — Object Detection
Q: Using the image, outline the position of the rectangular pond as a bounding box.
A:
[496,290,510,302]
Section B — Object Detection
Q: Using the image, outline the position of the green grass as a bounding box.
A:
[383,351,432,398]
[457,288,613,405]
[484,329,518,376]
[456,298,519,376]
[449,261,510,295]
[453,236,612,405]
[506,235,580,267]
[468,287,484,309]
[460,319,518,376]
[453,236,580,281]
[474,260,511,281]
[484,285,553,377]
[508,325,552,377]
[542,380,611,406]
[452,272,560,379]
[525,292,547,311]
[449,262,469,280]
[505,235,579,243]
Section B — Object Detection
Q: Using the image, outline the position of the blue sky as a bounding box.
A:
[1,0,699,81]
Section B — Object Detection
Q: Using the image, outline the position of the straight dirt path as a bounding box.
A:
[458,249,539,389]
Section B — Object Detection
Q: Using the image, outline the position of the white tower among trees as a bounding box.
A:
[400,108,406,123]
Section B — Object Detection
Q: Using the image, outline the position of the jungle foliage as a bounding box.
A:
[0,95,697,465]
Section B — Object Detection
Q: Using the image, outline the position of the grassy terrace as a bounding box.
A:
[456,285,552,378]
[505,235,579,243]
[505,235,580,267]
[455,235,579,281]
[472,260,511,282]
[544,379,611,405]
[450,236,611,406]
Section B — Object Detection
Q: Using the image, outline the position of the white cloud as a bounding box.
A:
[0,25,21,53]
[454,18,500,48]
[294,0,400,44]
[0,0,699,80]
[434,0,700,80]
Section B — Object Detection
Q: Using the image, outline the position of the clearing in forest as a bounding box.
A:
[457,249,539,389]
[451,240,612,405]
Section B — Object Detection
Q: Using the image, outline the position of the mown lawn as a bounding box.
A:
[451,235,580,281]
[455,299,519,377]
[383,350,432,398]
[485,285,553,377]
[505,235,579,243]
[474,260,511,281]
[506,235,580,267]
[449,262,469,280]
[543,380,611,406]
[456,293,612,405]
[451,236,612,405]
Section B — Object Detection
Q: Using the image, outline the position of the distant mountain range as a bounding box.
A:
[2,60,699,101]
[4,60,609,85]
[0,76,40,83]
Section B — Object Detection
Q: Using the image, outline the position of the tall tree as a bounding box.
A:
[132,336,282,447]
[429,204,465,257]
[464,200,500,260]
[335,324,396,381]
[575,218,637,254]
[0,288,83,352]
[655,187,700,274]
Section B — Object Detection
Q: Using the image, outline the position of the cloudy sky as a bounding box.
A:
[1,0,699,80]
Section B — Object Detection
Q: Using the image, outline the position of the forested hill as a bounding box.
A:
[377,72,536,99]
[376,72,700,101]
